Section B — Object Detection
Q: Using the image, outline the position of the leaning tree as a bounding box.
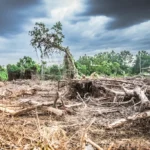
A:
[29,22,78,79]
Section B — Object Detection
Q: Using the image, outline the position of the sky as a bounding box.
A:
[0,0,150,65]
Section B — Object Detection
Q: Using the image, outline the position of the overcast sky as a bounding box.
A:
[0,0,150,65]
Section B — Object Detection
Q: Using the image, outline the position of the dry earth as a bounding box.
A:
[0,78,149,150]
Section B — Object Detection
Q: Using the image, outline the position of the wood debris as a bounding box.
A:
[0,78,150,150]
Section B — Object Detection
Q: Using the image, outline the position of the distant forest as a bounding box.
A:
[0,50,150,81]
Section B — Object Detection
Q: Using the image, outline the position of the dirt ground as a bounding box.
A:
[0,79,150,150]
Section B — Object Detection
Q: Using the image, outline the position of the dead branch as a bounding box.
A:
[10,105,40,116]
[7,88,36,98]
[41,106,65,116]
[77,92,87,108]
[107,110,150,129]
[65,103,83,108]
[86,138,104,150]
[134,86,150,111]
[123,86,150,111]
[0,105,16,113]
[101,86,125,96]
[19,99,55,106]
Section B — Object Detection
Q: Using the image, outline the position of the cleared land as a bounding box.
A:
[0,77,149,150]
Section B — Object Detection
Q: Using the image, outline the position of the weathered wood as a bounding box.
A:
[134,86,150,110]
[107,110,150,129]
[123,86,150,110]
[10,104,64,117]
[19,99,56,106]
[102,86,125,96]
[65,103,83,108]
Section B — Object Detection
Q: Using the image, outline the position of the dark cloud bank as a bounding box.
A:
[0,0,45,36]
[80,0,150,29]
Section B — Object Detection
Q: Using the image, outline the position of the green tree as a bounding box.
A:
[77,55,93,75]
[76,50,133,76]
[132,51,150,74]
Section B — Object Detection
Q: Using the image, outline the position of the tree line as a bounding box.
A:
[0,50,150,81]
[76,50,150,76]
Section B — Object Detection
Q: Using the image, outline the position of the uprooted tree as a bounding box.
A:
[29,22,78,79]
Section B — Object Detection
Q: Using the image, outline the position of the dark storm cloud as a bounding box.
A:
[80,0,150,29]
[0,0,45,36]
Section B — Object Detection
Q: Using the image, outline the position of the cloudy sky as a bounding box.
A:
[0,0,150,65]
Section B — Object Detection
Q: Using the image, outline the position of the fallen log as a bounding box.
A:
[10,104,64,117]
[107,110,150,129]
